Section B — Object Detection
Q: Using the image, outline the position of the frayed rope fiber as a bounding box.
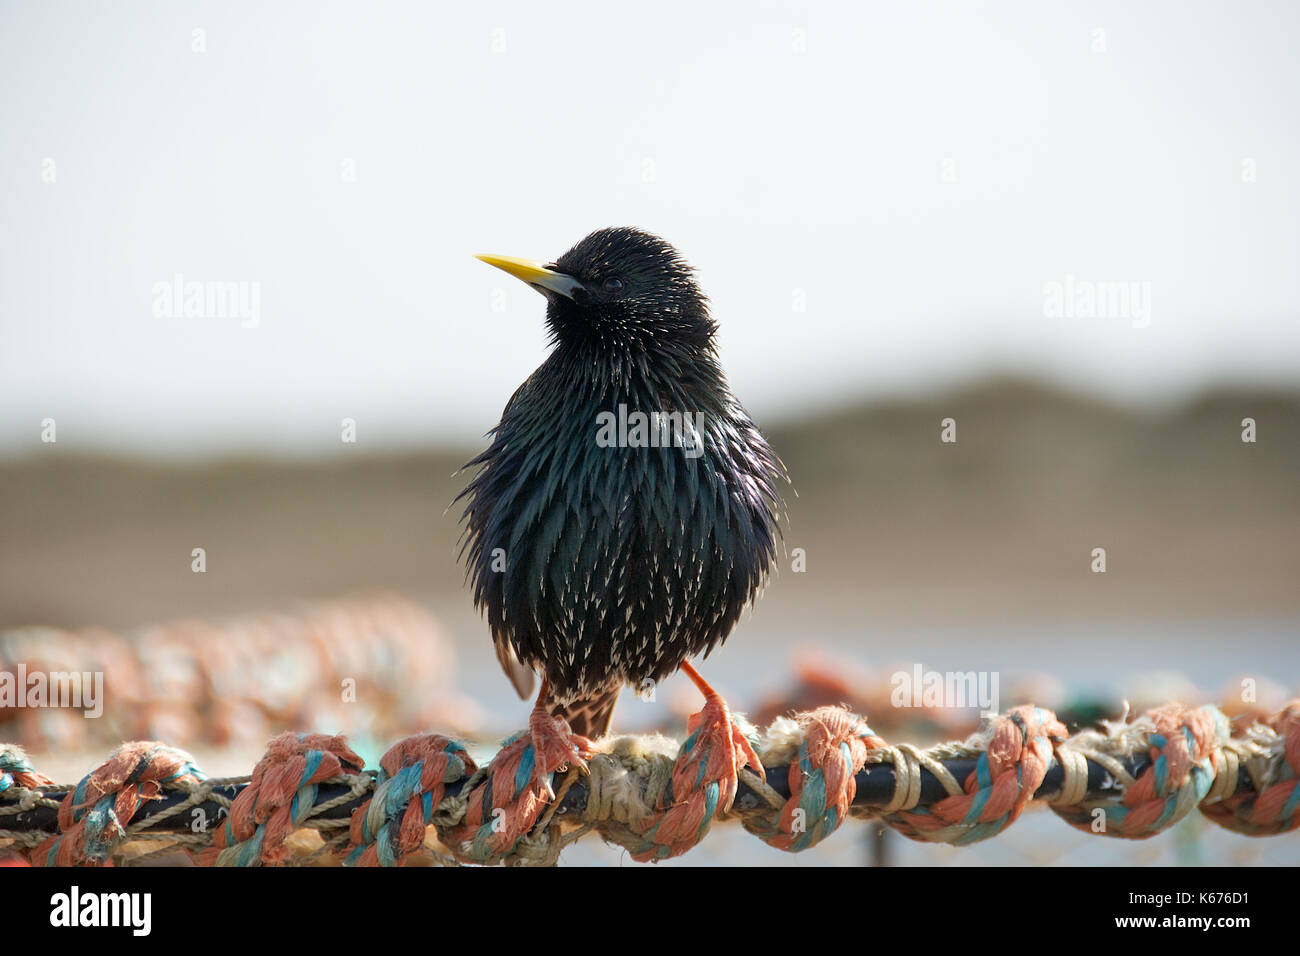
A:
[347,734,475,866]
[37,742,206,866]
[201,732,367,867]
[3,699,1297,866]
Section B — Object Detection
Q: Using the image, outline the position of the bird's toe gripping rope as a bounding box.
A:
[438,702,592,865]
[597,662,763,862]
[527,699,594,802]
[203,732,366,866]
[347,734,476,866]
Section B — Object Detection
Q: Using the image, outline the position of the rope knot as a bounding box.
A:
[37,741,206,866]
[1201,702,1300,836]
[881,705,1066,845]
[743,706,883,851]
[437,718,584,866]
[625,692,763,861]
[1052,703,1227,838]
[347,733,475,866]
[0,744,53,793]
[202,732,363,866]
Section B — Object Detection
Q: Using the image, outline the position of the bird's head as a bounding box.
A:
[477,227,716,351]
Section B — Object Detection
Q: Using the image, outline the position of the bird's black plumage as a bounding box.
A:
[457,227,785,735]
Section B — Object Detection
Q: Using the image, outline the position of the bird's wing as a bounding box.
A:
[495,636,536,700]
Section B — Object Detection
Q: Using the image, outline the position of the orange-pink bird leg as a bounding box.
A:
[528,679,594,801]
[678,661,764,810]
[624,661,765,861]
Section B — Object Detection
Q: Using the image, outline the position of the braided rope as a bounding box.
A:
[1201,702,1300,837]
[201,732,366,866]
[0,744,53,793]
[437,707,592,866]
[36,741,206,866]
[3,699,1297,866]
[1051,704,1227,838]
[0,745,60,855]
[605,689,764,861]
[869,705,1066,845]
[347,734,476,866]
[742,707,884,851]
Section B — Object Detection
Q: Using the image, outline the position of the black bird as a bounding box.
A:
[458,227,785,747]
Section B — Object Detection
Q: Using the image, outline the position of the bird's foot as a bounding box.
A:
[441,692,594,863]
[528,697,593,802]
[630,662,763,861]
[675,661,763,812]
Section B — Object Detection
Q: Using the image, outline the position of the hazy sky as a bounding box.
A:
[2,1,1298,455]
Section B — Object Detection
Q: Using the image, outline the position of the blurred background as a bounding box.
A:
[1,1,1297,865]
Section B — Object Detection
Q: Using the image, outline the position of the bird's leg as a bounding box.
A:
[625,661,764,860]
[676,661,763,811]
[529,679,594,802]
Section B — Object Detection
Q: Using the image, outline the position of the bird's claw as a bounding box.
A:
[684,692,763,789]
[678,661,764,811]
[528,705,593,801]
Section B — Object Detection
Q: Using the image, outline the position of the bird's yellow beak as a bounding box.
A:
[476,254,584,300]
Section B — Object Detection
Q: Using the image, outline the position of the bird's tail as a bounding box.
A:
[550,686,620,740]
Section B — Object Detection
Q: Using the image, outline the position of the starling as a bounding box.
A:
[459,227,785,745]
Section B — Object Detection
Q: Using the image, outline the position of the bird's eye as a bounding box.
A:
[602,276,624,292]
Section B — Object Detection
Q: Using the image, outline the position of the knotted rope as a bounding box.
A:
[4,699,1298,866]
[741,706,883,851]
[0,745,53,793]
[1201,702,1300,837]
[608,689,764,861]
[1050,704,1227,838]
[36,741,206,866]
[347,734,476,866]
[869,705,1066,845]
[436,707,592,866]
[202,732,367,866]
